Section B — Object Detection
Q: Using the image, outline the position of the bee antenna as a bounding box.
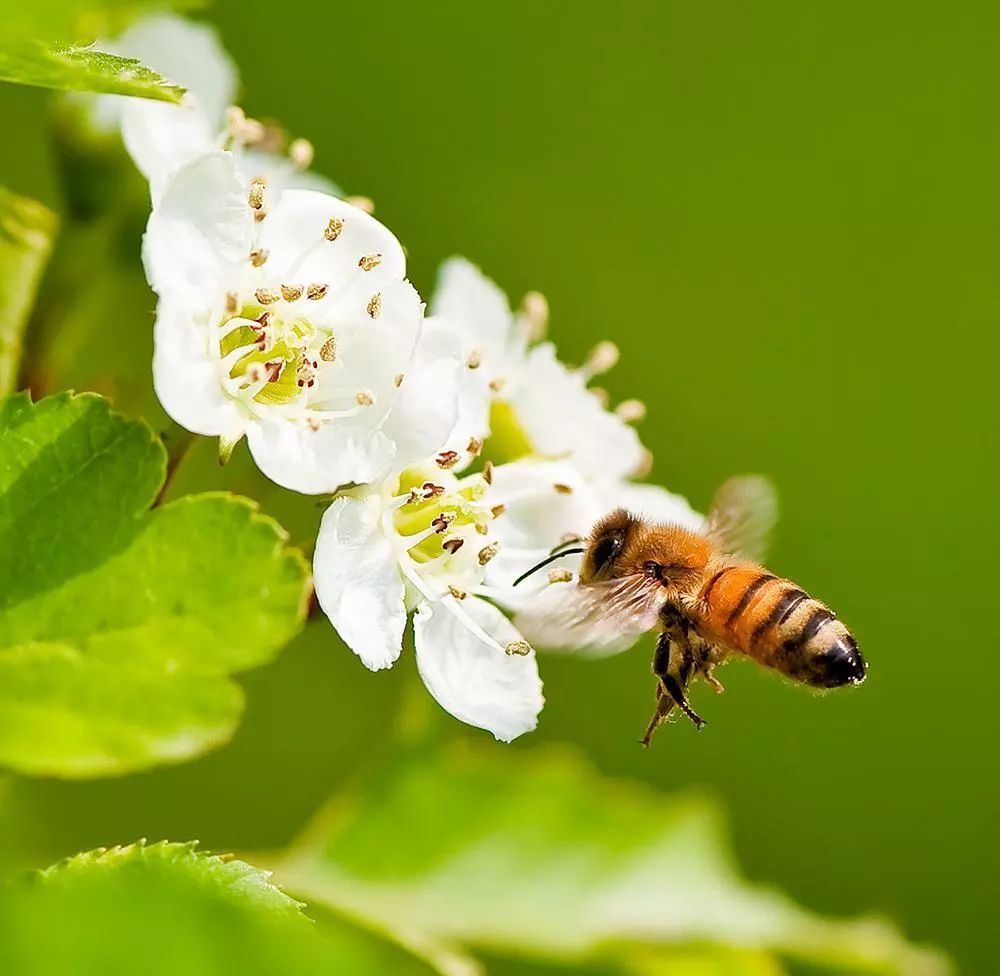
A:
[512,547,586,587]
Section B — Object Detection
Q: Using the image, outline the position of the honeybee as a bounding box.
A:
[514,476,867,744]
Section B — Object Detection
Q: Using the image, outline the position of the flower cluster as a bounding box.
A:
[108,15,702,741]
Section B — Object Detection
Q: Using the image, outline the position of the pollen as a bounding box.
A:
[466,349,482,369]
[358,253,382,271]
[307,283,329,300]
[435,450,460,469]
[616,398,647,422]
[505,640,532,656]
[355,389,376,406]
[281,284,304,302]
[319,336,337,362]
[442,538,465,555]
[249,248,269,267]
[553,483,573,494]
[324,217,345,242]
[255,288,280,306]
[477,542,499,566]
[367,293,383,319]
[248,179,266,211]
[448,585,468,600]
[289,137,314,169]
[548,569,573,583]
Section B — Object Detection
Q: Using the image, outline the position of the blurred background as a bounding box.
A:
[1,1,996,972]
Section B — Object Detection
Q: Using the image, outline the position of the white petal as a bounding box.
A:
[381,320,464,468]
[610,481,706,532]
[314,496,406,671]
[429,257,518,362]
[152,298,243,438]
[237,148,343,198]
[413,599,544,742]
[255,191,406,302]
[142,151,252,304]
[246,418,396,495]
[121,97,215,205]
[509,342,645,481]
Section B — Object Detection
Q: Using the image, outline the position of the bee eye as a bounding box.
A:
[591,532,624,576]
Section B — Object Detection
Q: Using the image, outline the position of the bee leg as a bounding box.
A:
[651,631,707,732]
[640,685,675,747]
[702,664,726,694]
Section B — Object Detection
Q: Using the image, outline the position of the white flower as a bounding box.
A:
[313,462,544,742]
[427,257,647,480]
[81,13,336,204]
[144,151,460,493]
[481,459,704,655]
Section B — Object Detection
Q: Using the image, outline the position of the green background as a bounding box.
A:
[2,1,996,972]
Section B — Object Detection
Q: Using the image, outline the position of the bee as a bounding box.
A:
[514,476,867,744]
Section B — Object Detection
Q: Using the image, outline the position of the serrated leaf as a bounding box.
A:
[0,41,183,101]
[0,392,310,777]
[275,745,951,976]
[0,840,436,976]
[0,187,57,396]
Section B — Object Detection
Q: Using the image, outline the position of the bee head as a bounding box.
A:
[580,509,637,583]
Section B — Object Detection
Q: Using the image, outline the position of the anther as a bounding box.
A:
[255,288,280,306]
[491,504,507,518]
[478,543,499,566]
[281,284,304,302]
[358,253,382,272]
[319,336,337,362]
[466,437,482,455]
[249,248,269,268]
[254,208,268,223]
[466,350,482,369]
[616,399,647,422]
[393,373,404,388]
[225,292,238,314]
[431,514,454,534]
[435,450,460,469]
[355,389,375,406]
[307,283,328,300]
[505,640,532,656]
[585,340,620,375]
[448,585,468,600]
[442,538,465,556]
[263,360,284,383]
[296,359,317,389]
[488,377,506,393]
[475,521,489,536]
[482,461,494,485]
[548,569,573,583]
[367,293,383,319]
[421,482,445,499]
[520,290,549,341]
[589,386,610,408]
[248,179,266,211]
[632,447,654,478]
[324,218,345,242]
[560,533,582,545]
[289,137,314,169]
[553,483,573,494]
[345,195,374,214]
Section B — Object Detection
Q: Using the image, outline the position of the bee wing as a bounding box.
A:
[706,475,779,561]
[513,573,662,657]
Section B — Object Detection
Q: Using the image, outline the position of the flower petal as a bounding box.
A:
[152,297,243,438]
[142,151,252,304]
[246,418,396,495]
[413,599,544,742]
[509,342,645,481]
[314,495,406,671]
[610,481,705,532]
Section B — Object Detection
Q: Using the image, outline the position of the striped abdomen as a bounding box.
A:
[695,563,866,687]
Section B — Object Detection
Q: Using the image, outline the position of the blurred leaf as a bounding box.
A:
[0,840,435,976]
[0,188,57,395]
[0,42,183,101]
[6,1,205,45]
[0,392,310,777]
[274,745,950,976]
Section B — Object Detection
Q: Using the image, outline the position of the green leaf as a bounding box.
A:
[0,392,310,777]
[0,188,57,396]
[275,745,951,976]
[6,3,206,44]
[0,42,183,101]
[0,841,436,976]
